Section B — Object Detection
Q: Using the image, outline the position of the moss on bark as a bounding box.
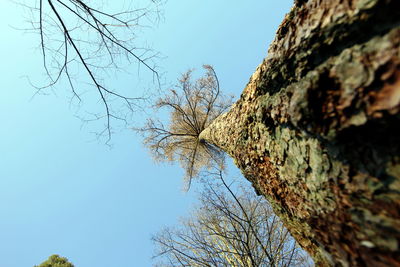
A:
[200,0,400,265]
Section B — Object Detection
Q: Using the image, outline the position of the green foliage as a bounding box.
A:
[34,255,74,267]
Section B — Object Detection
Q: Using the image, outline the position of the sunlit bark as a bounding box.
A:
[200,0,400,265]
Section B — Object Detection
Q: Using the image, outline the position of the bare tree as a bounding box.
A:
[152,169,312,267]
[136,65,233,189]
[19,0,163,142]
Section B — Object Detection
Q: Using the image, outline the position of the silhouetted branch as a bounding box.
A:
[20,0,163,142]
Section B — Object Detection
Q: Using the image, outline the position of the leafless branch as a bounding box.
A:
[19,0,163,143]
[135,65,233,189]
[152,170,313,266]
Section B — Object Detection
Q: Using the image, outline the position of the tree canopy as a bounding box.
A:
[152,169,312,266]
[137,65,233,189]
[34,254,74,267]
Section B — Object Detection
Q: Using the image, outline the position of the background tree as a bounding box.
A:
[152,169,312,267]
[21,0,163,141]
[136,65,233,189]
[34,254,74,267]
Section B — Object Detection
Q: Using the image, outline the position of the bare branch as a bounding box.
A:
[136,66,233,189]
[19,0,163,142]
[152,171,313,266]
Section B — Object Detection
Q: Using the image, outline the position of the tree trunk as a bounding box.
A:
[199,0,400,266]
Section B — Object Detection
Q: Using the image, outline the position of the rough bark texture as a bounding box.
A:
[200,0,400,266]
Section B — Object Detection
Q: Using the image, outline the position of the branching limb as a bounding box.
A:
[136,65,233,188]
[20,0,163,142]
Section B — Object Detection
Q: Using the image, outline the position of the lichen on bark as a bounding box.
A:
[200,0,400,265]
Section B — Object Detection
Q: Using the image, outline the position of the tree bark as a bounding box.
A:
[199,0,400,266]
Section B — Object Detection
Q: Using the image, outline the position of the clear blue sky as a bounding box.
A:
[0,1,292,266]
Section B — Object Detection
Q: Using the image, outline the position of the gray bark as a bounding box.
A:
[200,0,400,265]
